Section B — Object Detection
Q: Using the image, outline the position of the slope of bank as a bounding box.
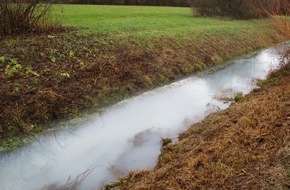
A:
[116,60,290,190]
[0,32,282,149]
[0,6,288,149]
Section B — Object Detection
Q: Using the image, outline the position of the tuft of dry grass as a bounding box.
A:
[264,1,290,41]
[269,16,290,41]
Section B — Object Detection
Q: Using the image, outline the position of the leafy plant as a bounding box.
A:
[3,59,39,78]
[0,56,6,63]
[60,72,70,78]
[5,59,22,77]
[69,50,75,58]
[25,67,40,77]
[50,56,56,63]
[14,84,20,92]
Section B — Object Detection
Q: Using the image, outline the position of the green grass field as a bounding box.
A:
[52,5,265,38]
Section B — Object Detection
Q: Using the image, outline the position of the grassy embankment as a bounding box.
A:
[0,5,287,150]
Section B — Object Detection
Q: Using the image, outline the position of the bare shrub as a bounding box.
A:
[0,0,59,35]
[42,169,92,190]
[190,0,289,19]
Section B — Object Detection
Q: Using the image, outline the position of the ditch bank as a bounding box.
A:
[0,42,288,190]
[116,54,290,190]
[0,30,287,149]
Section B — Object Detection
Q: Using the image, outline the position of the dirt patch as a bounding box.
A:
[116,62,290,189]
[0,30,285,148]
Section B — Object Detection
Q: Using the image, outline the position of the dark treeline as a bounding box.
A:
[56,0,190,6]
[191,0,289,19]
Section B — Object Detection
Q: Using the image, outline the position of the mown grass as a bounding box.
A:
[52,5,268,38]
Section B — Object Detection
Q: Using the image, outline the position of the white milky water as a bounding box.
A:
[0,42,288,190]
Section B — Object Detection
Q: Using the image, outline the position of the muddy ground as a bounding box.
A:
[115,56,290,190]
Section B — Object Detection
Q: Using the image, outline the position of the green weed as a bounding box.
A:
[0,56,6,63]
[5,59,22,77]
[60,72,70,78]
[1,137,22,151]
[234,92,244,102]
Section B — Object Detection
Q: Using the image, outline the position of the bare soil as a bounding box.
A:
[116,60,290,190]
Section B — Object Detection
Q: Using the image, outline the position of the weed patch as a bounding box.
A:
[234,92,244,102]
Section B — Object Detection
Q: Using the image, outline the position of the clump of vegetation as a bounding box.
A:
[0,0,59,35]
[234,92,244,102]
[190,0,289,19]
[161,138,172,147]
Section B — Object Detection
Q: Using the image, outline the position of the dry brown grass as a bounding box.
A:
[116,63,290,190]
[263,1,290,42]
[268,15,290,41]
